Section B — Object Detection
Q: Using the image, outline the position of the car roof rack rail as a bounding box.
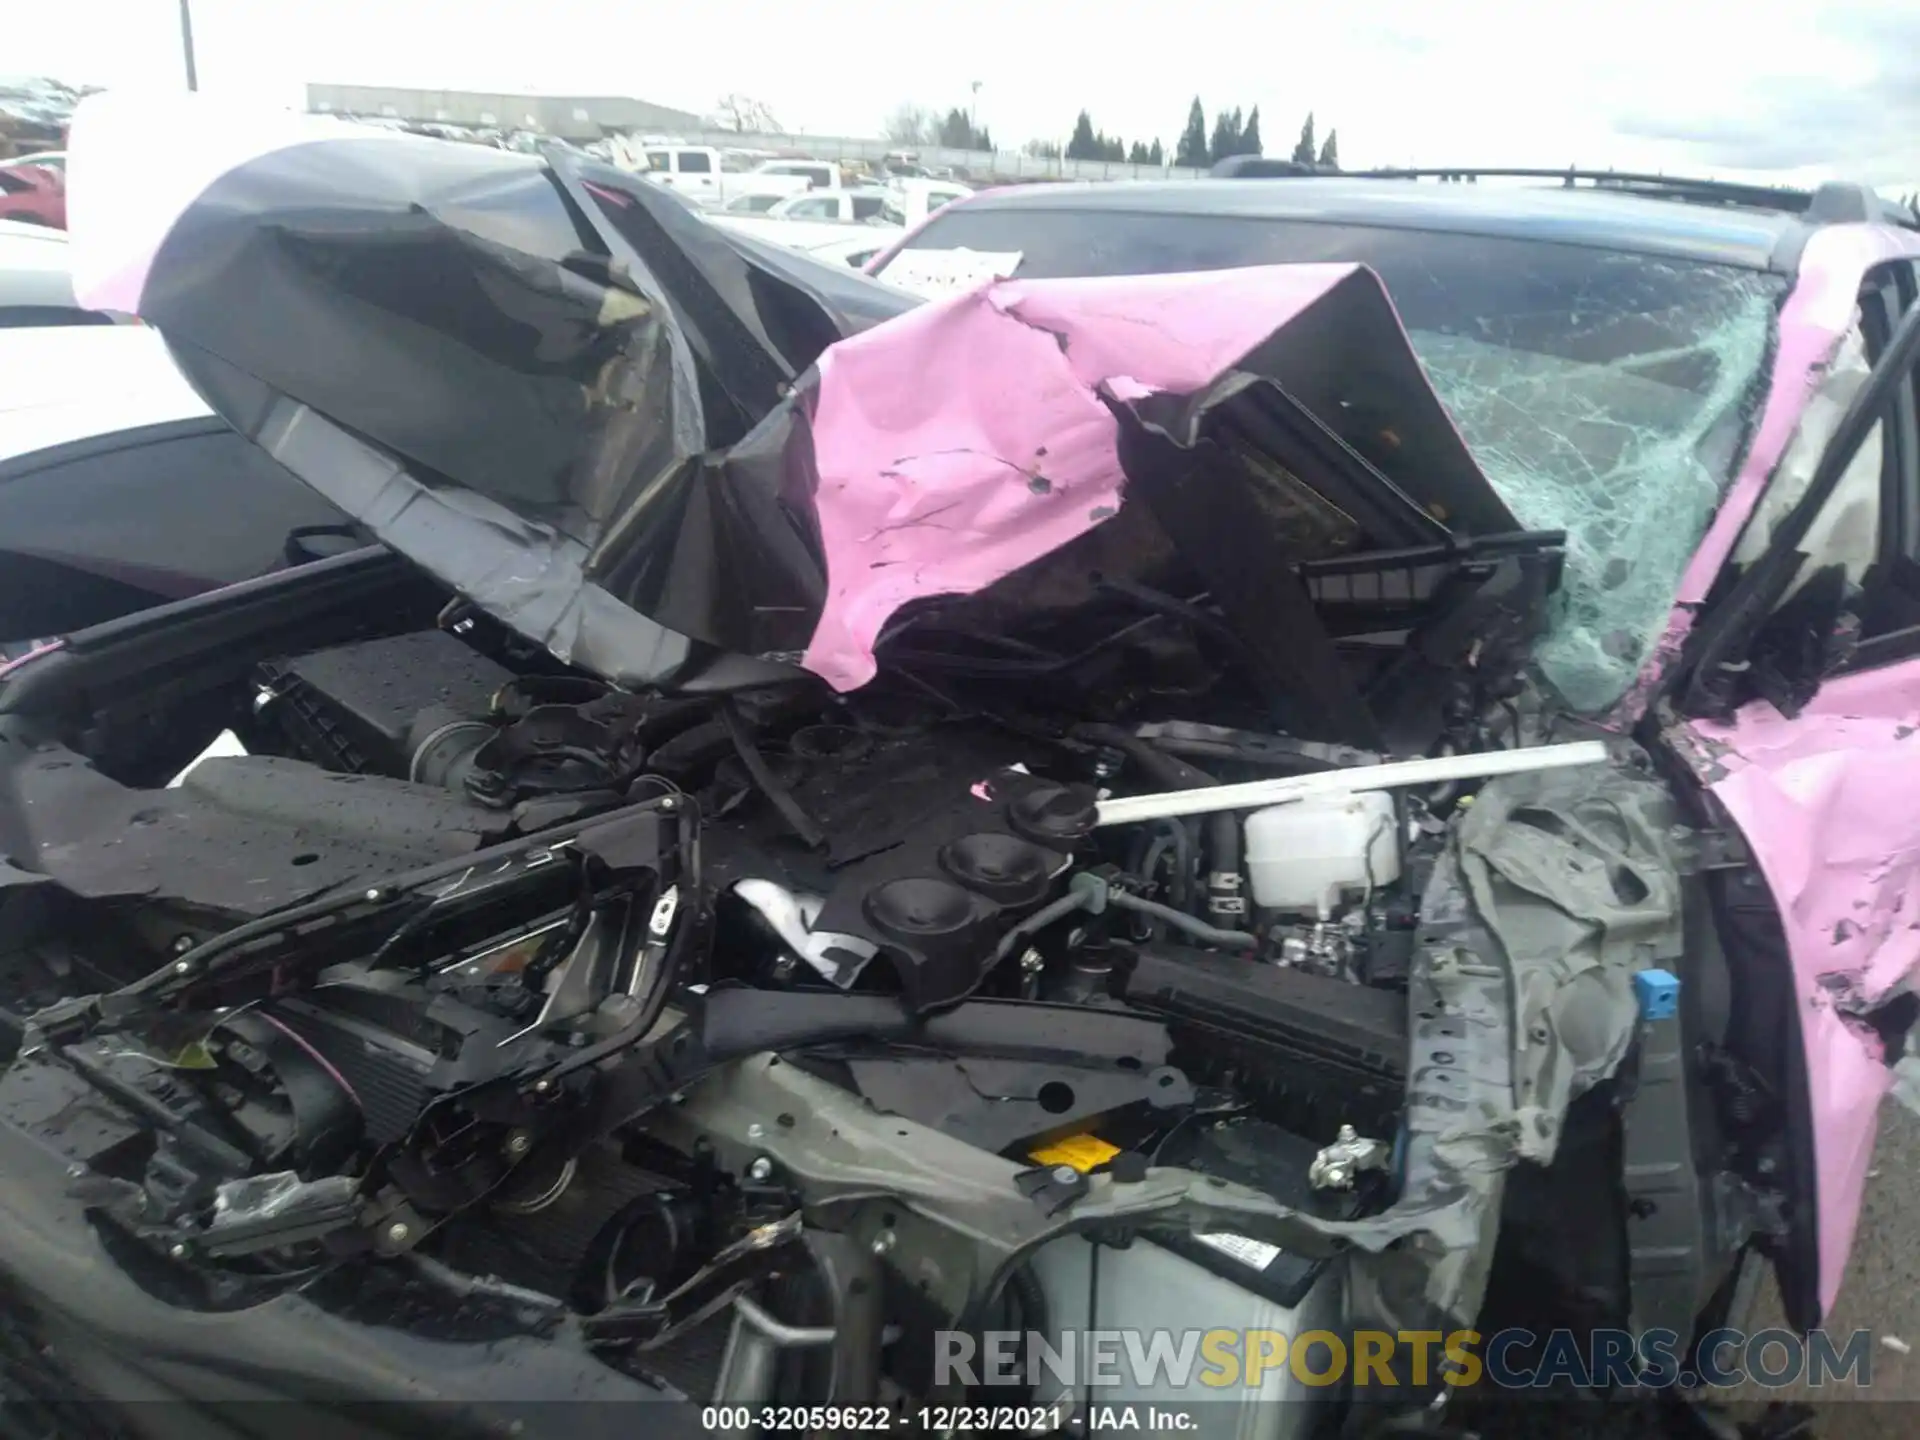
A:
[1210,162,1919,230]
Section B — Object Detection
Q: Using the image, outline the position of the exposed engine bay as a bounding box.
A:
[0,511,1716,1438]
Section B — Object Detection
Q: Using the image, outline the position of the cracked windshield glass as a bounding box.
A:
[877,211,1783,711]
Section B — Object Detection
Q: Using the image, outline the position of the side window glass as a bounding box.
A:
[852,195,885,220]
[679,151,713,174]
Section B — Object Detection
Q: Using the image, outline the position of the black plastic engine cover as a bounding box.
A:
[807,768,1099,1015]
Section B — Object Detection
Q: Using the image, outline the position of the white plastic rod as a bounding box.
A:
[1093,739,1612,827]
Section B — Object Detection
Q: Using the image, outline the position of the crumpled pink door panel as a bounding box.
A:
[1656,227,1920,1318]
[1686,666,1920,1314]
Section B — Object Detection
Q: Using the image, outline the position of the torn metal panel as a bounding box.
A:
[1453,761,1687,1160]
[745,263,1516,693]
[68,92,1516,696]
[1687,662,1920,1311]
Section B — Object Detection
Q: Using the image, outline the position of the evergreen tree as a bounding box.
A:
[1128,140,1151,164]
[1066,109,1099,161]
[1317,129,1339,169]
[1240,106,1262,157]
[937,108,969,148]
[1292,111,1316,165]
[1209,108,1240,165]
[931,107,991,150]
[1149,138,1165,166]
[1175,97,1209,167]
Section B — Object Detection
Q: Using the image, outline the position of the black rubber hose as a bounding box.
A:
[1150,817,1195,913]
[1005,1262,1051,1403]
[721,701,826,851]
[1206,810,1243,929]
[1072,723,1216,789]
[1104,890,1259,949]
[1074,723,1239,922]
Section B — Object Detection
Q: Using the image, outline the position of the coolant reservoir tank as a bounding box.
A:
[1243,791,1399,918]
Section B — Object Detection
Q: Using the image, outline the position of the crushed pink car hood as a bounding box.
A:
[808,265,1419,688]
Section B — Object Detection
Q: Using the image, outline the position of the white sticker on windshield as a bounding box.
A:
[879,248,1024,299]
[1194,1232,1283,1271]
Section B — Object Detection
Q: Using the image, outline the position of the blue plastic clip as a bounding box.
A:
[1634,968,1680,1022]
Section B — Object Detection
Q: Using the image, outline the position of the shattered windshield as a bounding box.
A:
[878,211,1783,711]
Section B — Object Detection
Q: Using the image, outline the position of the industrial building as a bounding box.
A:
[305,85,703,141]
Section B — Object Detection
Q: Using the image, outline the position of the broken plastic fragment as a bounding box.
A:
[166,730,248,789]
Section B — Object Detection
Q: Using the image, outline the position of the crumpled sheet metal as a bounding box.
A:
[65,92,412,318]
[804,264,1391,689]
[1686,662,1920,1310]
[1455,761,1685,1156]
[63,93,1512,696]
[1595,222,1920,1313]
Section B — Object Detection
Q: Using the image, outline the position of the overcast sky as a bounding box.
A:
[11,0,1918,192]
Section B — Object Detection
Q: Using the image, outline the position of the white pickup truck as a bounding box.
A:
[716,177,970,234]
[612,140,863,211]
[705,179,975,268]
[765,189,892,223]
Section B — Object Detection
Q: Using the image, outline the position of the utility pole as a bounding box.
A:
[179,0,199,91]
